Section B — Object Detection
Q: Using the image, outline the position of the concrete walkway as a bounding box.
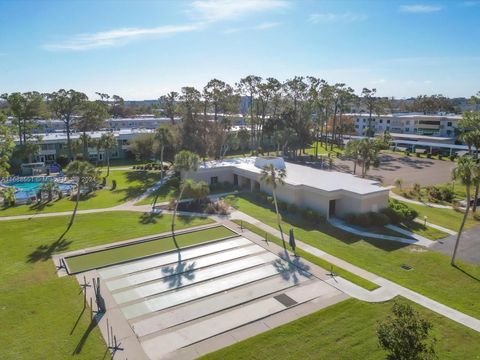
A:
[328,218,434,247]
[414,218,457,236]
[228,210,480,332]
[389,191,454,209]
[385,224,435,247]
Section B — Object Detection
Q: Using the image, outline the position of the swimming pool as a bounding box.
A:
[2,179,75,201]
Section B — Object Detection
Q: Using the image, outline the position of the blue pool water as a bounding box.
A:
[3,180,74,199]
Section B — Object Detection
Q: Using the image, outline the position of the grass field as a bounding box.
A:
[0,169,161,216]
[232,220,378,291]
[225,193,480,319]
[66,226,234,273]
[399,200,479,231]
[202,297,480,360]
[0,211,212,360]
[398,221,448,240]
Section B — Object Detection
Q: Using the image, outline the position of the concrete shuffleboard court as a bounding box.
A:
[64,226,348,359]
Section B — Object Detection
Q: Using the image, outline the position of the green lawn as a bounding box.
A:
[225,193,480,319]
[232,220,378,291]
[305,141,344,156]
[202,297,480,360]
[0,169,161,216]
[399,221,448,240]
[135,176,179,206]
[399,200,479,231]
[66,225,234,273]
[0,211,212,360]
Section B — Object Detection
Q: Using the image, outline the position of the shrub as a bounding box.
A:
[438,154,443,160]
[388,200,418,222]
[266,195,274,205]
[380,207,402,225]
[287,203,298,213]
[111,179,117,191]
[57,155,69,168]
[278,200,288,211]
[416,152,421,158]
[439,185,454,203]
[450,155,456,161]
[205,200,230,215]
[426,185,441,202]
[427,153,432,159]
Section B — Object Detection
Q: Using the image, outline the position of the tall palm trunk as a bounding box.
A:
[451,185,470,265]
[152,146,165,210]
[171,183,186,238]
[272,188,285,246]
[106,150,111,177]
[353,159,357,175]
[473,183,479,213]
[67,184,81,230]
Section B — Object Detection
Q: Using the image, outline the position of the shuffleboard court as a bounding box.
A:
[98,237,252,280]
[105,244,264,291]
[113,252,278,304]
[65,225,235,273]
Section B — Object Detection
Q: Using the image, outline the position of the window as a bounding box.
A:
[387,120,390,124]
[406,120,410,125]
[405,128,410,132]
[447,122,452,127]
[356,118,360,122]
[379,119,383,124]
[210,176,218,185]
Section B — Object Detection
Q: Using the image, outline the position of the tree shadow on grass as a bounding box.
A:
[453,264,480,283]
[72,312,104,355]
[27,236,73,263]
[138,212,163,224]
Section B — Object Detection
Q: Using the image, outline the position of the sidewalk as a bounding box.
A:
[228,210,480,333]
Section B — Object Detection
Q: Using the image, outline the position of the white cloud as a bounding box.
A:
[399,4,443,13]
[190,0,289,22]
[44,0,288,51]
[43,23,204,51]
[224,22,280,34]
[462,1,480,6]
[309,12,367,24]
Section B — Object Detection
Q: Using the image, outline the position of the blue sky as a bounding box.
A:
[0,0,479,99]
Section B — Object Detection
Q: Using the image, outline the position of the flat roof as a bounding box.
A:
[199,157,387,195]
[389,133,454,141]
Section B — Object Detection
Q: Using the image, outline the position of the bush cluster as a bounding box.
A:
[133,163,168,171]
[205,200,230,215]
[251,191,326,224]
[345,211,390,227]
[346,200,418,227]
[425,184,454,203]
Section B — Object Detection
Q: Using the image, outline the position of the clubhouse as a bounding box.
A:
[185,157,389,219]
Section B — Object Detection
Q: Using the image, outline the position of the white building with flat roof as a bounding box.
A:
[186,157,389,219]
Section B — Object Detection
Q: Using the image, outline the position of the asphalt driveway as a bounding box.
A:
[430,226,480,265]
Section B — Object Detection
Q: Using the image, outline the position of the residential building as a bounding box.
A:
[350,112,461,138]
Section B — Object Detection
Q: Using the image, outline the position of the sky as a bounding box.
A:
[0,0,479,100]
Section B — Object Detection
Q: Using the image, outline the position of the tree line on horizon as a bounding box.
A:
[0,77,479,176]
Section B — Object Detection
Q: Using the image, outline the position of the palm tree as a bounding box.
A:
[358,138,380,178]
[451,156,479,265]
[345,139,360,175]
[99,132,117,177]
[260,163,287,245]
[171,150,200,237]
[394,178,404,190]
[65,160,98,230]
[40,181,60,202]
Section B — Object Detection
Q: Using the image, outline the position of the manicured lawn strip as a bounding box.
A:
[0,211,212,360]
[201,297,480,360]
[225,193,480,319]
[399,201,478,231]
[0,169,162,216]
[399,221,448,240]
[232,220,378,291]
[66,226,235,273]
[135,177,179,205]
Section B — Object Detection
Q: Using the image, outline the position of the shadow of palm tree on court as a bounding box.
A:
[273,250,311,285]
[161,250,196,288]
[27,236,72,263]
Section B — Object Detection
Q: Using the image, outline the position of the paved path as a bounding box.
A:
[328,218,434,247]
[389,191,454,209]
[228,210,480,332]
[430,226,480,264]
[414,218,457,236]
